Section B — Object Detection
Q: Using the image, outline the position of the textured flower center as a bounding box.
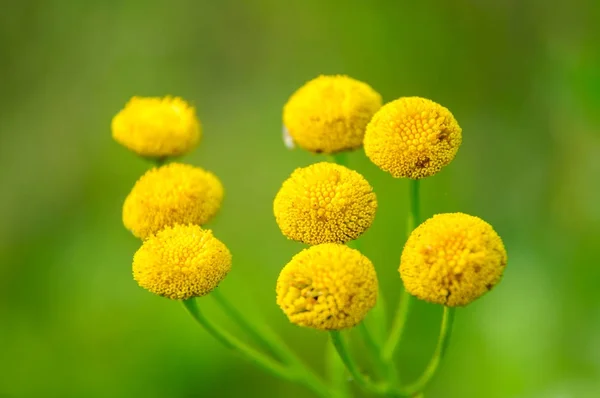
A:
[400,213,507,306]
[276,244,378,330]
[274,162,377,245]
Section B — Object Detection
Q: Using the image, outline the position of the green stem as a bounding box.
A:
[182,298,291,380]
[208,291,331,398]
[326,339,351,398]
[400,307,455,396]
[382,179,420,361]
[211,288,288,363]
[330,331,389,395]
[358,323,385,374]
[382,289,410,361]
[408,179,420,234]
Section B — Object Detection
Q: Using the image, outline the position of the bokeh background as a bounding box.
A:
[1,0,599,397]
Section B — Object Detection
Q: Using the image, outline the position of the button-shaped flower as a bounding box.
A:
[112,96,201,158]
[283,75,382,154]
[400,213,507,306]
[123,163,224,239]
[364,97,462,179]
[133,224,231,300]
[277,244,378,330]
[274,162,377,245]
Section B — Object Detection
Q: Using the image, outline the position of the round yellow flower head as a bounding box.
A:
[400,213,507,307]
[273,162,377,245]
[133,224,231,300]
[112,96,201,158]
[123,163,224,239]
[283,75,382,154]
[276,244,378,330]
[364,97,462,179]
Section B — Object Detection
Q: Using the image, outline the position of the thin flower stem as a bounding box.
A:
[382,179,420,361]
[399,306,455,396]
[211,288,289,363]
[358,320,403,388]
[182,298,292,380]
[357,322,381,360]
[382,289,411,361]
[330,331,390,396]
[208,291,332,398]
[326,340,351,398]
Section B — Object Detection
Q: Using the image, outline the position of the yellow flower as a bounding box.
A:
[400,213,507,307]
[274,162,377,245]
[364,97,462,179]
[276,244,378,330]
[112,96,201,158]
[133,224,231,300]
[283,75,382,154]
[123,163,224,239]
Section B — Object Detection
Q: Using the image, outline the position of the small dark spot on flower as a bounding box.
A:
[416,157,430,168]
[315,149,323,154]
[486,283,493,290]
[438,129,450,142]
[474,265,481,273]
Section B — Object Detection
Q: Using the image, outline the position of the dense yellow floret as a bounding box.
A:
[273,162,377,245]
[400,213,507,307]
[364,97,462,179]
[123,163,223,239]
[276,244,378,330]
[283,75,382,154]
[112,96,201,158]
[133,224,231,300]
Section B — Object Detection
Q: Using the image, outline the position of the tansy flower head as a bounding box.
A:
[364,97,462,179]
[123,163,224,239]
[133,224,231,300]
[276,244,378,330]
[400,213,507,307]
[273,162,377,245]
[112,96,201,158]
[283,75,382,154]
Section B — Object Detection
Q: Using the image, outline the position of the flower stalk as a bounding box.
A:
[400,306,455,396]
[182,298,289,379]
[183,297,332,398]
[382,179,419,361]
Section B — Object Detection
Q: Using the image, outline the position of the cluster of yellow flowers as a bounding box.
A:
[277,74,507,322]
[113,96,231,300]
[112,77,508,397]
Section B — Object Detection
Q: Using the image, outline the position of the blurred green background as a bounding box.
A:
[1,0,599,397]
